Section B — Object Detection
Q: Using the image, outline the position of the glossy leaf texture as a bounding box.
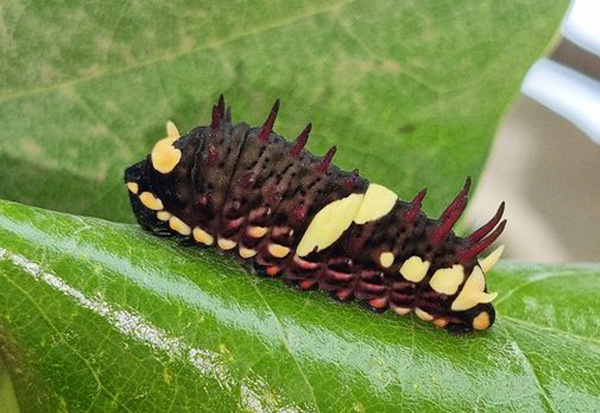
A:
[0,0,568,222]
[0,200,599,412]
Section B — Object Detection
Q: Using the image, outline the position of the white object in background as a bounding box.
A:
[522,0,600,145]
[522,58,600,145]
[563,0,600,56]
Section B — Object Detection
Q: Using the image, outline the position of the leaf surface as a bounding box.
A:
[0,200,598,412]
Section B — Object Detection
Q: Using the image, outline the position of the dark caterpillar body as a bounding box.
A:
[124,96,506,333]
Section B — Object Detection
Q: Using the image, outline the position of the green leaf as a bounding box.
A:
[0,355,19,413]
[1,0,568,223]
[1,200,599,412]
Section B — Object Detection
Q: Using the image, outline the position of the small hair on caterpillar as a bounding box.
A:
[124,95,506,333]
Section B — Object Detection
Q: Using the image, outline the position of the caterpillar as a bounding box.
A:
[124,95,506,333]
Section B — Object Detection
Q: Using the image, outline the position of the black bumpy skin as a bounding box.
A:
[124,96,506,333]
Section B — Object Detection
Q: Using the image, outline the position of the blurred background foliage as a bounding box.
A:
[1,0,567,222]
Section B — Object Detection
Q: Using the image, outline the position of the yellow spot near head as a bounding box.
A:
[400,256,430,282]
[451,266,498,311]
[297,193,364,257]
[165,120,180,138]
[429,264,465,295]
[415,308,434,321]
[239,247,258,259]
[156,211,171,221]
[139,192,164,210]
[353,183,398,224]
[193,227,214,246]
[218,238,237,250]
[472,311,491,330]
[379,252,394,268]
[268,244,290,258]
[434,318,449,328]
[169,216,191,236]
[247,226,268,238]
[479,245,505,273]
[393,306,411,316]
[151,132,182,174]
[126,182,139,194]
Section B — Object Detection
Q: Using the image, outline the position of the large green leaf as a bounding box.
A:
[1,0,567,223]
[1,200,599,412]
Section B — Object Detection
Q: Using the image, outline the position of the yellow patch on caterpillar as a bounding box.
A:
[218,237,237,250]
[247,226,268,238]
[169,216,191,236]
[353,183,398,224]
[433,318,449,328]
[239,246,258,259]
[451,266,498,311]
[399,256,430,283]
[392,306,411,316]
[126,182,139,194]
[268,244,290,258]
[193,227,214,246]
[296,193,364,257]
[415,308,434,321]
[165,120,180,138]
[139,192,164,210]
[479,245,504,273]
[379,251,394,268]
[429,264,465,295]
[472,311,491,330]
[151,124,182,174]
[156,211,172,221]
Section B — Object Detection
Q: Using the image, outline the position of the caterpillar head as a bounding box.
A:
[443,302,496,334]
[123,120,197,235]
[435,244,504,333]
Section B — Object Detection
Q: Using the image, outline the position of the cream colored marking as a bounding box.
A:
[156,211,172,221]
[193,227,214,246]
[353,184,398,224]
[399,256,430,283]
[393,307,411,316]
[429,264,465,295]
[151,124,182,174]
[451,266,498,311]
[415,308,434,321]
[296,193,365,257]
[354,184,398,225]
[126,182,139,194]
[239,247,258,259]
[379,252,394,268]
[218,237,237,250]
[139,192,164,210]
[479,245,505,273]
[169,216,191,236]
[165,120,180,138]
[247,226,268,238]
[472,311,491,330]
[268,244,290,259]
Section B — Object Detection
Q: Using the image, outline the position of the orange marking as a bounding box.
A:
[293,255,320,270]
[369,297,388,309]
[336,288,353,301]
[298,279,316,290]
[266,266,281,277]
